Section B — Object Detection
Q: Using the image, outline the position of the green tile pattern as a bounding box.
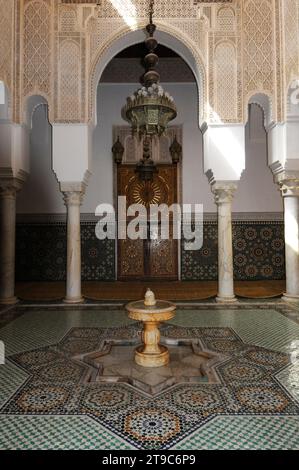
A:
[276,363,299,402]
[171,308,299,353]
[0,360,29,408]
[0,310,132,356]
[172,415,299,450]
[0,415,135,450]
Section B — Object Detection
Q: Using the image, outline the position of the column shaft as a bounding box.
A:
[283,194,299,300]
[63,191,84,304]
[0,181,20,304]
[212,183,237,303]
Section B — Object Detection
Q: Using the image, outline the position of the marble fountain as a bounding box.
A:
[70,289,225,395]
[125,288,176,367]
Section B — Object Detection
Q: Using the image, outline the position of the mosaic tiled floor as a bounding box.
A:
[0,304,299,450]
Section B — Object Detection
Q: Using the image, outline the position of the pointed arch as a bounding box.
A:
[88,21,206,127]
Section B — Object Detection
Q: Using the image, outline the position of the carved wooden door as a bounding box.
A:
[117,165,178,280]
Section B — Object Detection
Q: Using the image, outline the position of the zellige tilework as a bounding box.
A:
[0,305,298,450]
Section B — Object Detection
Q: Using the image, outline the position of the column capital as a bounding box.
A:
[275,172,299,198]
[60,181,86,207]
[62,191,84,207]
[0,177,24,199]
[211,182,238,205]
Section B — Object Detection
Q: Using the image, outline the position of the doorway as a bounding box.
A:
[114,127,181,281]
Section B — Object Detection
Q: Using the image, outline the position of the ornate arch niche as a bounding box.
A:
[88,24,206,127]
[247,93,274,130]
[247,92,275,169]
[23,94,50,130]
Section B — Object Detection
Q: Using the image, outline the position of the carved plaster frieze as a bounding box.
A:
[0,1,298,126]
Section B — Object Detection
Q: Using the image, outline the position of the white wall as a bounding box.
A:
[233,104,283,213]
[17,104,63,213]
[82,82,214,213]
[16,84,283,215]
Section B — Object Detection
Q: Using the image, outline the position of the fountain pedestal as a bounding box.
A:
[126,298,176,367]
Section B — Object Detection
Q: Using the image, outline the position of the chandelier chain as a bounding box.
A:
[149,0,155,24]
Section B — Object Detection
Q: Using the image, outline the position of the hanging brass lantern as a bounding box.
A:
[122,0,177,181]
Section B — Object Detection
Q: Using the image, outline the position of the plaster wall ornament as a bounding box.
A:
[0,1,299,128]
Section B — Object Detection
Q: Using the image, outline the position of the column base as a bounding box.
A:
[282,293,299,303]
[0,296,19,305]
[216,295,238,304]
[63,296,85,304]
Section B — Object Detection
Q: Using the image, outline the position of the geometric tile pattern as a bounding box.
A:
[1,322,298,450]
[16,222,115,282]
[1,305,299,450]
[182,221,285,281]
[16,223,67,282]
[15,220,284,282]
[232,222,285,281]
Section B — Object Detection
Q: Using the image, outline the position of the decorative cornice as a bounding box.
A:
[15,212,284,224]
[61,0,232,4]
[60,181,87,193]
[269,161,285,177]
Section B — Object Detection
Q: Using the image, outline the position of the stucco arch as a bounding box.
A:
[89,21,206,127]
[246,92,274,130]
[23,94,51,128]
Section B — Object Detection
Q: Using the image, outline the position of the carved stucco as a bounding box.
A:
[283,0,299,90]
[0,0,298,125]
[0,0,14,95]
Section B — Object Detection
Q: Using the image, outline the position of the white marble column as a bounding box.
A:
[280,181,299,301]
[0,179,22,304]
[62,189,84,304]
[212,182,237,303]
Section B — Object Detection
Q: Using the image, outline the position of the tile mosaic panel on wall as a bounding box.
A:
[16,218,285,282]
[181,221,285,281]
[16,221,115,282]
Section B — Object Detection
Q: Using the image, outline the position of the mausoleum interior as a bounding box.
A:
[0,0,299,452]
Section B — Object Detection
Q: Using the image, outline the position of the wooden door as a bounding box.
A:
[117,165,178,280]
